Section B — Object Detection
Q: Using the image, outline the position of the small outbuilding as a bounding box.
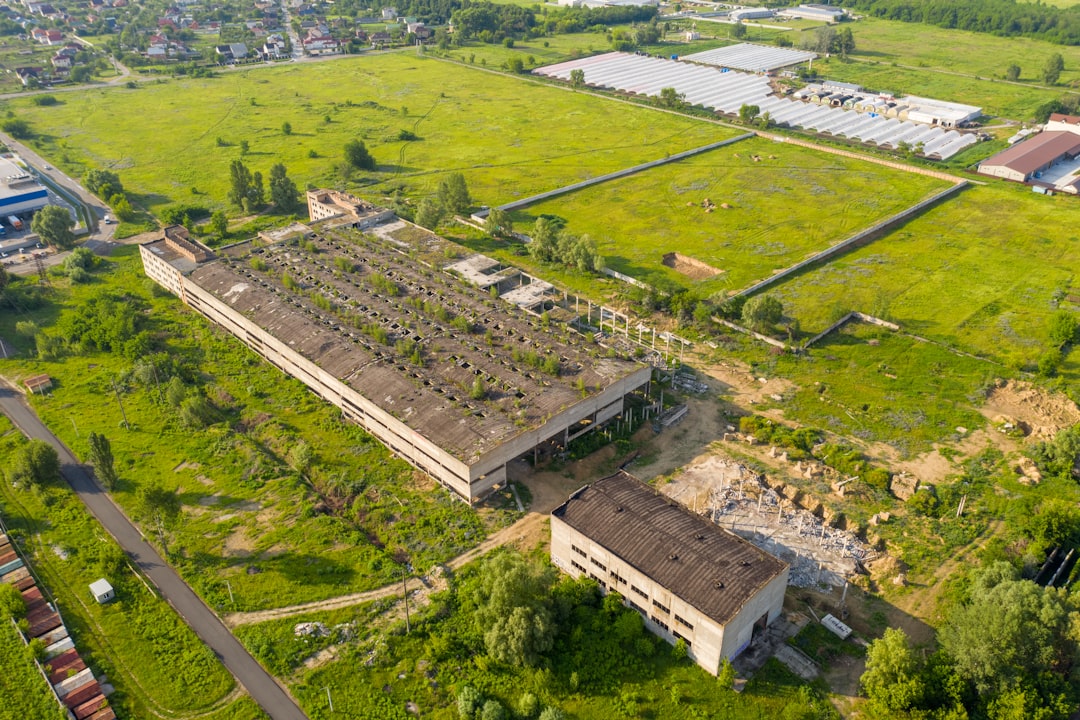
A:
[89,578,114,604]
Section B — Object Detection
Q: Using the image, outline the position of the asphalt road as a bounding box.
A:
[0,383,309,720]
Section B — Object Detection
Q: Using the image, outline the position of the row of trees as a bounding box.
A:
[415,173,472,229]
[84,169,137,223]
[227,161,299,213]
[527,217,603,273]
[837,0,1080,46]
[1007,53,1066,85]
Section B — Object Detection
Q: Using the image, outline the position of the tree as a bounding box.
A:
[569,68,585,88]
[239,139,250,156]
[808,25,836,55]
[658,86,685,109]
[457,686,482,719]
[0,582,26,620]
[248,171,265,211]
[210,210,228,237]
[537,709,565,720]
[345,139,376,170]
[508,57,525,74]
[31,205,75,250]
[228,160,253,209]
[110,194,136,222]
[1049,310,1078,348]
[741,294,783,331]
[738,103,761,125]
[137,482,182,557]
[480,700,506,720]
[464,553,556,667]
[415,199,445,229]
[1,118,32,139]
[939,563,1080,699]
[87,432,118,490]
[861,628,928,711]
[730,22,747,39]
[1043,53,1064,85]
[1006,64,1021,81]
[835,27,855,58]
[281,121,292,135]
[485,207,512,237]
[84,169,123,198]
[11,439,61,486]
[269,163,299,212]
[437,173,471,214]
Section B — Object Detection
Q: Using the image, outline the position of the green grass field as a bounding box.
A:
[0,418,263,720]
[7,52,732,220]
[815,17,1080,119]
[768,181,1080,373]
[511,137,949,294]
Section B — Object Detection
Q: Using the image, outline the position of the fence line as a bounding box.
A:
[736,181,967,299]
[495,133,755,213]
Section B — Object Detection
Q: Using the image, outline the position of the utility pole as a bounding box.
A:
[402,569,410,634]
[111,379,129,429]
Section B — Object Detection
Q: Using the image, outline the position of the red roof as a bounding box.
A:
[1049,113,1080,126]
[981,131,1080,177]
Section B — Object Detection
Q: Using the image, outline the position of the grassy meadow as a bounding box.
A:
[769,181,1080,374]
[6,52,733,219]
[512,137,950,294]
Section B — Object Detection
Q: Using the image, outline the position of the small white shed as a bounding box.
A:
[89,578,114,604]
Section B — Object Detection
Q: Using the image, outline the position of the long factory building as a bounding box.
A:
[140,218,651,502]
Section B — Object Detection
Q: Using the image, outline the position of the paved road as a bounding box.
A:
[0,383,309,720]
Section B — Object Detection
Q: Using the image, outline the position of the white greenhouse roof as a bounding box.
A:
[534,53,977,159]
[683,43,816,73]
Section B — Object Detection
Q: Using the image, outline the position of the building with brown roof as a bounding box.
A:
[1046,113,1080,136]
[551,471,789,674]
[978,131,1080,184]
[140,219,651,502]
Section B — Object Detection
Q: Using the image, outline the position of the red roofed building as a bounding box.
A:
[978,131,1080,184]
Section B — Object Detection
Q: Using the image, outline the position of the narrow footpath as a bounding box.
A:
[0,382,309,720]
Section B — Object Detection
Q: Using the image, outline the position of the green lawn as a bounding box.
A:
[0,250,514,612]
[815,17,1080,119]
[6,52,731,220]
[768,181,1080,373]
[0,418,263,720]
[766,322,993,456]
[510,137,949,294]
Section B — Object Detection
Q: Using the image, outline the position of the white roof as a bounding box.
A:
[89,578,113,594]
[533,53,977,159]
[683,43,816,73]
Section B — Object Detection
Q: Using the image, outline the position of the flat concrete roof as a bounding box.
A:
[182,227,646,464]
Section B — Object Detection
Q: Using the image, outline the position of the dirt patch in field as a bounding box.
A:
[981,379,1080,441]
[662,252,722,280]
[223,527,256,558]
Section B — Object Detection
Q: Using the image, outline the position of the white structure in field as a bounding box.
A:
[551,471,789,674]
[89,578,114,604]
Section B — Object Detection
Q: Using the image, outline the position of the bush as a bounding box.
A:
[457,685,482,719]
[480,700,506,720]
[518,692,540,718]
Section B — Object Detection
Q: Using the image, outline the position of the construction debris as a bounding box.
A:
[662,456,878,589]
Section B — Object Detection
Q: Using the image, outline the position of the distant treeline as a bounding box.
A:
[331,0,656,36]
[838,0,1080,45]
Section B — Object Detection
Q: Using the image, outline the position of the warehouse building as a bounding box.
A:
[551,471,789,674]
[141,217,651,503]
[978,127,1080,190]
[0,156,49,217]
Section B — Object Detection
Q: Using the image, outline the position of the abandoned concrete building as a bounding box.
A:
[551,471,789,674]
[305,188,396,227]
[140,221,651,502]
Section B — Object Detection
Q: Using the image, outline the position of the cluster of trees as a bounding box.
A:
[415,173,471,229]
[836,0,1080,45]
[861,562,1080,719]
[800,25,856,58]
[608,20,661,52]
[1009,54,1067,85]
[84,169,137,223]
[228,161,299,213]
[344,139,377,173]
[9,439,61,487]
[449,1,657,42]
[61,247,99,284]
[527,217,603,273]
[451,2,536,41]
